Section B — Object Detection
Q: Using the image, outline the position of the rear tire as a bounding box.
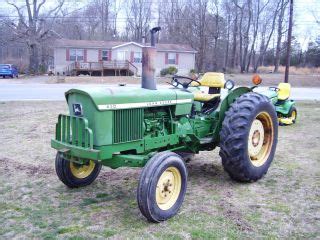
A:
[219,92,278,182]
[137,152,187,222]
[288,106,297,124]
[55,152,102,188]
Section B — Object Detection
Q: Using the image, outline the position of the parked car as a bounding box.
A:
[0,64,19,78]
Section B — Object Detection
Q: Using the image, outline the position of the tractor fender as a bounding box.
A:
[213,87,251,143]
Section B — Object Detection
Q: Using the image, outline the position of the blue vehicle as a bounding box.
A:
[0,64,19,78]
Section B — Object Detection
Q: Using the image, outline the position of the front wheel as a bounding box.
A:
[55,152,102,188]
[219,92,278,182]
[137,152,187,222]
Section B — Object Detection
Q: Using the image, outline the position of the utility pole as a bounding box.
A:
[284,0,293,83]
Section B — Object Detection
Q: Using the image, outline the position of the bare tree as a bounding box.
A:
[252,0,281,72]
[230,0,239,69]
[274,0,288,73]
[284,0,293,83]
[222,1,232,69]
[7,0,64,73]
[125,0,152,41]
[246,0,269,72]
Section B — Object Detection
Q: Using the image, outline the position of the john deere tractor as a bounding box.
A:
[51,27,278,222]
[261,82,297,125]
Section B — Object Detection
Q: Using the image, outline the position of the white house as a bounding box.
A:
[53,39,197,76]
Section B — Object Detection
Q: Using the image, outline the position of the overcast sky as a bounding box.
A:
[294,0,320,49]
[1,0,319,50]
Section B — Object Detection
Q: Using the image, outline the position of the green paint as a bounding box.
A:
[51,86,253,168]
[275,100,295,116]
[261,89,296,116]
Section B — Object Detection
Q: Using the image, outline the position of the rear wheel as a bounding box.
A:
[137,152,187,222]
[55,152,102,188]
[219,92,278,182]
[288,106,297,124]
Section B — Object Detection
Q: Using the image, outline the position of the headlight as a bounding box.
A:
[225,79,235,90]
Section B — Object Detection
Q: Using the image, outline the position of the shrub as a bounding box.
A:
[160,66,178,76]
[189,69,196,74]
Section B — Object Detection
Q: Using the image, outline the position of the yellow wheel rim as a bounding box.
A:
[70,160,95,179]
[156,167,182,210]
[290,110,297,121]
[248,112,274,167]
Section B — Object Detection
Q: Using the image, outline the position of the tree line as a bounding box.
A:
[0,0,319,74]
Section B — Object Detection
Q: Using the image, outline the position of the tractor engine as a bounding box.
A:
[143,107,171,137]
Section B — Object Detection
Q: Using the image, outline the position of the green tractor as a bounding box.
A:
[51,28,278,222]
[260,81,297,125]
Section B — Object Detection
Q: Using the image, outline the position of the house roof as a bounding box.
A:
[55,39,196,53]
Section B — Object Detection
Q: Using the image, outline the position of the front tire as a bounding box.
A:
[137,152,187,222]
[219,92,278,182]
[55,152,102,188]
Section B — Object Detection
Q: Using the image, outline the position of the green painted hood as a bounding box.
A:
[260,90,278,105]
[65,87,194,111]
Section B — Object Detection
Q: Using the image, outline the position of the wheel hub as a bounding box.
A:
[156,167,181,210]
[70,160,95,179]
[248,119,265,157]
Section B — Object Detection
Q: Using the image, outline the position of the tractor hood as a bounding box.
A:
[65,87,193,111]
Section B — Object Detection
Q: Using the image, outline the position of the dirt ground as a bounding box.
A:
[5,73,320,87]
[0,101,319,239]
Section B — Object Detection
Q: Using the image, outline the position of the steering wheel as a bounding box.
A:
[269,86,280,92]
[169,75,201,89]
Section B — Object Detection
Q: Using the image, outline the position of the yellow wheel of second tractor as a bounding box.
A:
[288,106,297,124]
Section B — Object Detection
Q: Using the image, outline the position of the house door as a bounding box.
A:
[117,51,126,61]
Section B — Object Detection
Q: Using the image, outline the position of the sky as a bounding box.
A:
[294,0,320,49]
[0,0,319,50]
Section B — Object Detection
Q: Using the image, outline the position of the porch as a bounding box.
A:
[65,60,138,76]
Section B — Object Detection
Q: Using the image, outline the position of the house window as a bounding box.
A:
[102,50,109,61]
[168,53,176,64]
[133,52,142,63]
[70,49,84,61]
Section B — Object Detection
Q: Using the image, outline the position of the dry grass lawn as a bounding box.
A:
[0,101,319,239]
[46,73,320,88]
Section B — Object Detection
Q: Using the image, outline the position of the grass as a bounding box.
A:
[16,72,318,87]
[0,101,319,239]
[58,73,320,87]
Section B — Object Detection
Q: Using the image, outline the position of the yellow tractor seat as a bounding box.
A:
[191,72,225,87]
[193,91,220,102]
[277,83,291,100]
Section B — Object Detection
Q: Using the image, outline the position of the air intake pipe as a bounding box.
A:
[141,27,161,90]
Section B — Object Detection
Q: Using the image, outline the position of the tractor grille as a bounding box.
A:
[113,108,144,143]
[55,114,93,149]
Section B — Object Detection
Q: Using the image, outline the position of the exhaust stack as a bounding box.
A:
[141,27,161,90]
